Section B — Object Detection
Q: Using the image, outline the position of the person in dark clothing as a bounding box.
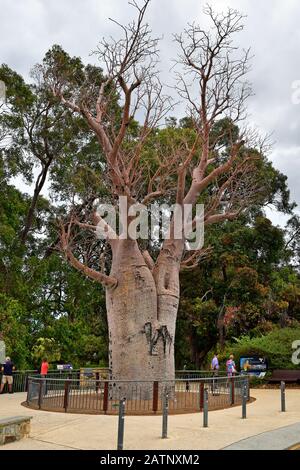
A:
[0,357,15,393]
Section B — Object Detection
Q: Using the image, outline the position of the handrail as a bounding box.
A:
[25,373,248,416]
[28,374,240,383]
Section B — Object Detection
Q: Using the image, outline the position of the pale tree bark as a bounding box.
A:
[47,1,266,385]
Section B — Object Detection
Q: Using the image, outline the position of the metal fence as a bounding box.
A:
[0,369,81,393]
[0,368,226,393]
[175,370,228,380]
[25,374,248,415]
[0,368,111,393]
[0,370,36,393]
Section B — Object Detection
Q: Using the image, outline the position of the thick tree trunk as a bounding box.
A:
[106,240,179,393]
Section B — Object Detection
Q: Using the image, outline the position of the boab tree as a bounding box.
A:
[44,1,266,382]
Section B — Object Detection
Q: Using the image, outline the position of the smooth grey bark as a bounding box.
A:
[106,240,179,389]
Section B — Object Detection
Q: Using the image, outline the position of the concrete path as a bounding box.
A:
[224,422,300,450]
[0,389,300,450]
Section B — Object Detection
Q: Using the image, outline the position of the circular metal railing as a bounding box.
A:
[24,372,248,415]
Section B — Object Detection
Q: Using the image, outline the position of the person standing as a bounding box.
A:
[0,357,15,393]
[211,353,219,395]
[40,358,49,376]
[226,354,236,377]
[40,358,49,396]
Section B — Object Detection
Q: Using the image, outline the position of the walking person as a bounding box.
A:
[0,357,15,394]
[211,353,219,395]
[226,354,236,377]
[211,353,219,372]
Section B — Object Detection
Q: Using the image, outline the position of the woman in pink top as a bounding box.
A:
[226,354,236,377]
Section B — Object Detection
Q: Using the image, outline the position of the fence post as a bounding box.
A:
[242,382,247,419]
[281,381,286,412]
[95,372,100,393]
[246,378,250,401]
[200,382,204,411]
[152,381,159,413]
[103,381,109,413]
[203,388,208,428]
[162,391,169,439]
[63,379,70,412]
[38,381,43,409]
[230,378,235,405]
[25,374,29,393]
[117,398,126,450]
[26,378,30,405]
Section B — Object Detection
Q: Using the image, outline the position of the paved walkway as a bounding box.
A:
[224,422,300,450]
[0,389,300,450]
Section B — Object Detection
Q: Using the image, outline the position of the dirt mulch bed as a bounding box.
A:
[22,391,255,416]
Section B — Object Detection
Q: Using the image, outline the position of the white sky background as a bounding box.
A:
[1,0,300,227]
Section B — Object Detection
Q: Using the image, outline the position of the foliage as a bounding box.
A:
[0,294,28,368]
[218,327,300,370]
[31,337,61,365]
[1,42,300,371]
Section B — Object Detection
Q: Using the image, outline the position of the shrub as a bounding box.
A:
[219,327,300,370]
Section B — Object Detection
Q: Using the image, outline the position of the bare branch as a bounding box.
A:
[59,219,117,288]
[180,246,212,271]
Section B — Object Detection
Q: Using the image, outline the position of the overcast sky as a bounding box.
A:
[1,0,300,226]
